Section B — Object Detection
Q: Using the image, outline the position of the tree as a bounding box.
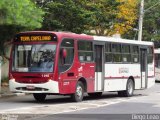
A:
[38,0,138,36]
[40,0,93,33]
[0,0,44,56]
[142,0,160,41]
[84,0,119,36]
[38,0,119,35]
[112,0,139,35]
[123,0,160,41]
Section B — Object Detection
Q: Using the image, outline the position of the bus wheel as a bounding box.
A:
[88,92,102,98]
[71,81,84,102]
[125,79,134,97]
[118,79,134,97]
[33,93,46,102]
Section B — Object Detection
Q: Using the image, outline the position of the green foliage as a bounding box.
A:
[0,0,44,28]
[84,0,119,35]
[113,0,138,35]
[143,0,160,41]
[36,0,137,36]
[123,0,160,41]
[41,0,93,33]
[39,0,119,35]
[0,0,44,56]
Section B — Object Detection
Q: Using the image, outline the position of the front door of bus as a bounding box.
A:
[94,45,104,91]
[140,49,147,88]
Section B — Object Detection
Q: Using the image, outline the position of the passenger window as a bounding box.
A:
[78,41,93,62]
[58,39,74,72]
[105,43,112,62]
[121,44,131,63]
[112,43,121,62]
[131,46,139,63]
[148,47,153,64]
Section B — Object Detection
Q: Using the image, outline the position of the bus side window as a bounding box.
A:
[147,47,153,64]
[158,54,160,68]
[58,39,74,72]
[112,43,121,62]
[78,40,93,62]
[105,42,112,62]
[121,44,131,63]
[131,46,139,63]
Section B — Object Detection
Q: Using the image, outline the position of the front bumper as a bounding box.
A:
[9,79,59,93]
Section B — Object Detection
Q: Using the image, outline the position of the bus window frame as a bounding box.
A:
[112,43,122,63]
[147,46,154,64]
[58,38,75,73]
[104,42,142,64]
[11,42,57,73]
[77,40,94,63]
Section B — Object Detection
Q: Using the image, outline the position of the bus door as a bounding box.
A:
[94,45,104,91]
[140,48,148,88]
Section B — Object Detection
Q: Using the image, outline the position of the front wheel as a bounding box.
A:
[71,81,84,102]
[33,93,46,102]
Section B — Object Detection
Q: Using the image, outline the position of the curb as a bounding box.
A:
[0,93,26,98]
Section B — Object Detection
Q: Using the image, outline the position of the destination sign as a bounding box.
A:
[14,34,57,42]
[20,36,52,42]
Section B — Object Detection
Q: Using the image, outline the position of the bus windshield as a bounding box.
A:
[12,44,56,72]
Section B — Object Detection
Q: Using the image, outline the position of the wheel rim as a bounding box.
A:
[128,81,133,95]
[76,85,83,99]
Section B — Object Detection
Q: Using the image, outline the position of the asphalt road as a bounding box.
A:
[0,82,160,120]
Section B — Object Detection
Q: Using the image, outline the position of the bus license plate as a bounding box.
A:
[26,85,35,90]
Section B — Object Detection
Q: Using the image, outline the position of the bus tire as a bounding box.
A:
[71,81,84,102]
[88,92,102,98]
[125,79,134,97]
[33,93,46,102]
[118,79,134,97]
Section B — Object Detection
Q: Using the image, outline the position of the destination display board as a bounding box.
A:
[14,33,57,42]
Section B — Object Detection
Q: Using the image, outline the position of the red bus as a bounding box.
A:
[9,31,155,102]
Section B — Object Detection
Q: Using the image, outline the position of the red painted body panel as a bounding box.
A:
[58,39,95,94]
[11,73,54,83]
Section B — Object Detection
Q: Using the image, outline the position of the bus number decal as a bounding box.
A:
[42,74,49,77]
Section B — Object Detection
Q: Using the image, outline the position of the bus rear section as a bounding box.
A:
[93,36,155,97]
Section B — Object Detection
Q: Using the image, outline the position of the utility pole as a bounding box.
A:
[138,0,144,41]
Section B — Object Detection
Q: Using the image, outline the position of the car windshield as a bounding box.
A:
[12,44,56,72]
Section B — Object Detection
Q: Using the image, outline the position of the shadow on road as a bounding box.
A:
[155,80,160,83]
[12,91,146,105]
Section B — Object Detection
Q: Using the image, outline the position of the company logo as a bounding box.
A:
[119,68,129,73]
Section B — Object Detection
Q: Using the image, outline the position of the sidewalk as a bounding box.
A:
[0,83,25,98]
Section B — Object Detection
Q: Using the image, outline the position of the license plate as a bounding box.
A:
[26,85,35,90]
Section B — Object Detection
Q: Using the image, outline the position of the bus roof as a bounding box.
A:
[93,36,153,46]
[16,31,93,42]
[16,31,153,46]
